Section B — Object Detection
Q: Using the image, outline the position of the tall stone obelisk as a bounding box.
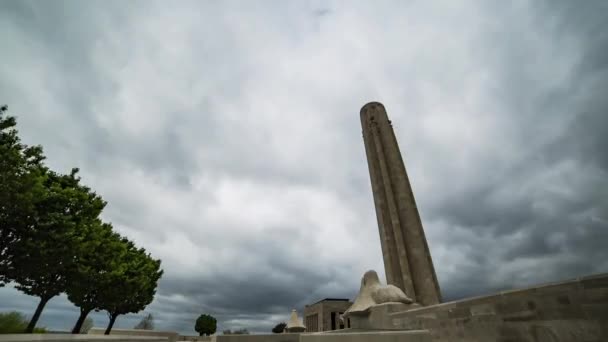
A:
[360,102,441,306]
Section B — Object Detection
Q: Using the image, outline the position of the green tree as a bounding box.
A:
[66,221,123,334]
[8,169,106,333]
[272,322,286,333]
[101,241,163,334]
[134,313,155,330]
[0,105,46,287]
[195,314,217,336]
[1,105,107,332]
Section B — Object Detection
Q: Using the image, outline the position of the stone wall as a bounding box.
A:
[89,329,179,342]
[215,334,300,342]
[0,334,167,342]
[177,336,213,342]
[372,273,608,342]
[300,330,430,342]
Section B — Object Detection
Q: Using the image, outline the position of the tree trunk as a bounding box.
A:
[71,308,92,334]
[25,296,51,333]
[104,313,119,335]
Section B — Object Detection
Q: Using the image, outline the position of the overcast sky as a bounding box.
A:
[1,0,607,335]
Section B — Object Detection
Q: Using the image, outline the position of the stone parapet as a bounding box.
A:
[0,335,167,342]
[215,334,300,342]
[374,273,608,341]
[89,329,178,342]
[300,330,430,342]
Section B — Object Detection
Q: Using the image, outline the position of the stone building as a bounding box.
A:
[303,298,353,332]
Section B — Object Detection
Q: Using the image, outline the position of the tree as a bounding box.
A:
[66,221,122,334]
[222,330,232,335]
[134,313,154,330]
[0,105,46,287]
[80,317,94,334]
[272,322,286,334]
[0,105,162,335]
[1,105,107,332]
[100,241,163,334]
[7,167,106,333]
[195,314,217,336]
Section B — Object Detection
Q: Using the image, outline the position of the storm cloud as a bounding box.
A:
[1,0,607,334]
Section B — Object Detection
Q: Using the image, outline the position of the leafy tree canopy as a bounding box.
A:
[100,241,163,334]
[1,104,106,333]
[0,105,46,286]
[272,322,286,334]
[10,169,106,300]
[1,105,162,335]
[66,221,123,333]
[195,314,217,336]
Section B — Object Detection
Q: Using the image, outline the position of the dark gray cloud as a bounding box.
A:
[1,0,607,335]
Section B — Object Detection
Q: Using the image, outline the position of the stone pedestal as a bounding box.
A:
[348,303,421,331]
[300,330,431,342]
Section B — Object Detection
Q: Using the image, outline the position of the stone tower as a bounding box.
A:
[360,102,441,306]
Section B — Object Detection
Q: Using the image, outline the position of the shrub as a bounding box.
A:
[0,312,46,333]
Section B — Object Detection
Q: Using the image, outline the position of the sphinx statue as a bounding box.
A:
[344,270,413,317]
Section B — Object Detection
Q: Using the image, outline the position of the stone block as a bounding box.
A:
[470,303,496,316]
[535,281,581,295]
[600,319,608,340]
[359,303,423,329]
[579,273,608,288]
[0,335,167,342]
[495,300,529,316]
[530,320,602,342]
[216,334,300,342]
[582,303,608,319]
[500,286,538,298]
[501,309,538,322]
[455,294,501,307]
[582,287,608,303]
[471,313,500,324]
[299,330,431,342]
[89,329,178,342]
[447,307,471,319]
[581,275,608,290]
[496,324,529,342]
